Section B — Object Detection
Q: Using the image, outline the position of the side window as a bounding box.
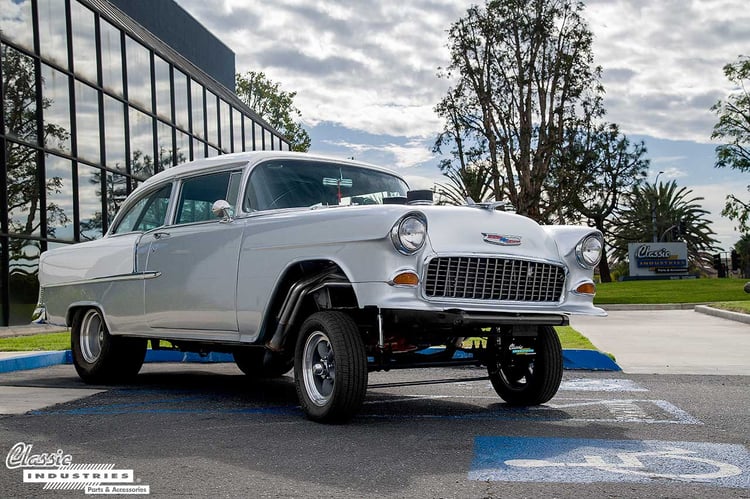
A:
[112,184,172,234]
[176,171,232,224]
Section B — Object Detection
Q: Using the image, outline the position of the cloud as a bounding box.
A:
[586,0,750,143]
[322,138,435,169]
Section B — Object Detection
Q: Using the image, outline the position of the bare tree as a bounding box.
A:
[436,0,603,220]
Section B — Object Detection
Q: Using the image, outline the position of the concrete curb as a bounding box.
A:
[694,305,750,325]
[0,348,621,374]
[599,303,709,311]
[0,351,71,374]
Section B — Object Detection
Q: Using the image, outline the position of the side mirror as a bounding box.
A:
[211,200,234,222]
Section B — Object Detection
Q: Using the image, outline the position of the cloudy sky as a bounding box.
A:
[175,0,749,251]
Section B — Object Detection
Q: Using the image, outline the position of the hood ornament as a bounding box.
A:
[482,233,522,246]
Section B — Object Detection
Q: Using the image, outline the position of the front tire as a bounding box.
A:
[294,311,367,423]
[487,325,562,406]
[71,308,147,384]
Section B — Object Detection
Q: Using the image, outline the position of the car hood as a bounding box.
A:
[417,206,562,261]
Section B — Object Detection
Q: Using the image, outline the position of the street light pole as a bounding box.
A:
[652,171,664,242]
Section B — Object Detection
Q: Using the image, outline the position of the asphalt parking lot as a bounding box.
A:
[1,309,749,498]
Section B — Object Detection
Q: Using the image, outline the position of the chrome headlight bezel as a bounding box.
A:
[390,213,427,255]
[575,233,603,269]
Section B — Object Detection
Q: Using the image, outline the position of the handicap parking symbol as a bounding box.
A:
[469,437,750,488]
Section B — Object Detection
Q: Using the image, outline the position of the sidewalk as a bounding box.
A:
[571,308,750,375]
[0,323,66,338]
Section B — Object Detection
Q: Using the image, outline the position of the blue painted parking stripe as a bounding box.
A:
[469,436,750,488]
[0,348,620,373]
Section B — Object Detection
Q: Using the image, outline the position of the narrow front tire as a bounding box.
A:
[294,311,367,423]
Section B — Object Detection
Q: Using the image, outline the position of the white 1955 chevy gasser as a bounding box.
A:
[34,152,605,423]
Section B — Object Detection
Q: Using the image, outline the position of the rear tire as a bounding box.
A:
[487,325,562,406]
[71,308,146,384]
[294,311,367,423]
[233,348,292,378]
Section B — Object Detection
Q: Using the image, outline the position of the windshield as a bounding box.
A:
[245,159,409,211]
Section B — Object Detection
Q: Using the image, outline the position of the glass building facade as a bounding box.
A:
[0,0,290,325]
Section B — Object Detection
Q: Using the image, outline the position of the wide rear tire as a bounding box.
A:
[71,308,146,384]
[293,311,367,423]
[487,325,562,406]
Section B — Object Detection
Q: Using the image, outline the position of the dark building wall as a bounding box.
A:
[109,0,236,90]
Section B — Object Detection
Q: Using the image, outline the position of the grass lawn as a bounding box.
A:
[0,331,70,352]
[709,300,750,314]
[2,328,598,353]
[595,278,748,304]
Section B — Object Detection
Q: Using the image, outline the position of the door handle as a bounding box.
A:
[153,232,170,240]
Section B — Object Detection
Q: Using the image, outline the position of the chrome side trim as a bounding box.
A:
[42,271,162,289]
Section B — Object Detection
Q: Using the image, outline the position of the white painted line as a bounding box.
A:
[560,378,648,392]
[470,437,750,487]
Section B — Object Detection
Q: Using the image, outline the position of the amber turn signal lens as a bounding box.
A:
[575,282,596,295]
[392,272,420,286]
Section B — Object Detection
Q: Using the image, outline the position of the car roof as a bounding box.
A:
[138,151,405,190]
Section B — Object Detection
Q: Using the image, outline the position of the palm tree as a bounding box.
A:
[434,163,495,206]
[610,180,719,270]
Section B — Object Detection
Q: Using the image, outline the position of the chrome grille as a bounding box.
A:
[424,256,565,302]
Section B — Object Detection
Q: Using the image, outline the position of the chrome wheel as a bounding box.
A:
[71,307,147,384]
[294,311,367,422]
[302,331,335,406]
[79,309,104,363]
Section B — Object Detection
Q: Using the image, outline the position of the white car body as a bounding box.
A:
[34,151,606,422]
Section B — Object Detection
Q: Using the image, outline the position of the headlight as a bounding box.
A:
[575,234,603,269]
[390,214,427,255]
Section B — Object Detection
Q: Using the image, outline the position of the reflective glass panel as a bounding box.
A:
[74,80,100,162]
[253,122,263,151]
[106,170,128,229]
[78,163,103,241]
[263,129,272,151]
[157,120,173,169]
[8,238,39,325]
[192,137,204,160]
[45,153,74,241]
[2,46,38,144]
[78,164,103,240]
[6,142,40,236]
[219,99,230,152]
[206,146,218,157]
[232,109,243,152]
[175,130,189,165]
[37,0,68,68]
[125,36,151,111]
[173,69,189,131]
[100,19,123,96]
[129,107,154,179]
[205,90,218,146]
[70,0,97,84]
[0,0,33,51]
[243,116,253,151]
[190,80,204,138]
[41,64,71,154]
[103,94,126,171]
[154,55,171,121]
